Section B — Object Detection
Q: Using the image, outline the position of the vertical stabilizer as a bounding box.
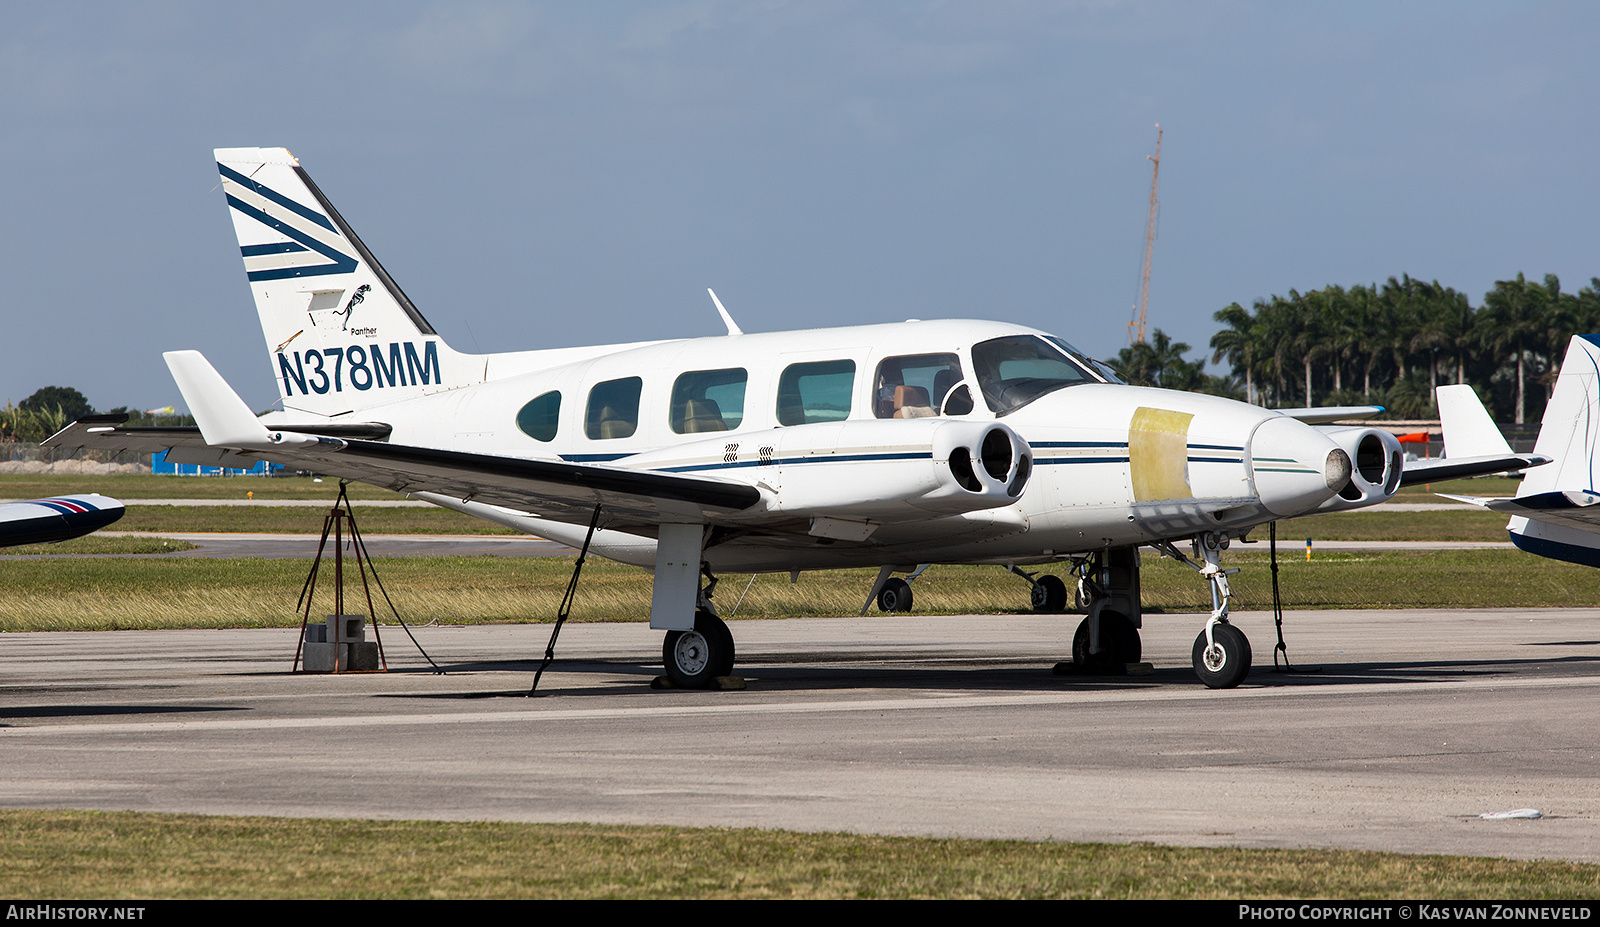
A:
[215,147,474,416]
[1507,334,1600,565]
[1520,334,1600,498]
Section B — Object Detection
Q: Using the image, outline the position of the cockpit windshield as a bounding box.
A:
[971,335,1101,415]
[1046,336,1124,385]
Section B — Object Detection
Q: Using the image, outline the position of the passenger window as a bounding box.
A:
[671,368,747,434]
[515,390,561,442]
[874,353,964,419]
[584,377,643,440]
[776,360,855,426]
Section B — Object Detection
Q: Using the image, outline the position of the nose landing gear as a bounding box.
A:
[1162,531,1252,689]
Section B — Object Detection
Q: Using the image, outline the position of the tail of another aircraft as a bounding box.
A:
[215,147,474,417]
[1507,334,1600,565]
[1521,335,1600,499]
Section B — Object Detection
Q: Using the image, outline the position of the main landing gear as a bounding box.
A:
[1039,547,1145,675]
[863,565,928,614]
[1158,531,1252,689]
[663,608,736,688]
[659,561,740,690]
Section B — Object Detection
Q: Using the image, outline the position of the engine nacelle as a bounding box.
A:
[623,419,1032,525]
[1312,426,1404,512]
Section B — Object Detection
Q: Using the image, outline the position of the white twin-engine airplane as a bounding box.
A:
[45,147,1545,689]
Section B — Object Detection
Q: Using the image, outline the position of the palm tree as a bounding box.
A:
[1114,329,1204,390]
[1210,302,1261,405]
[1481,273,1545,424]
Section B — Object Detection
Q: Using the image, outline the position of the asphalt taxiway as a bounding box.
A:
[1,608,1595,863]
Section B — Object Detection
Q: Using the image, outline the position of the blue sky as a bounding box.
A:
[3,1,1596,412]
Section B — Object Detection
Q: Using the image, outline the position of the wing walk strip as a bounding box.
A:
[8,674,1599,738]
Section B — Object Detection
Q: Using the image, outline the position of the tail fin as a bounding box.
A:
[1520,334,1600,498]
[215,147,473,416]
[1506,334,1600,565]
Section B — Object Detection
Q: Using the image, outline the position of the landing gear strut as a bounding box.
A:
[1050,547,1144,675]
[1159,531,1252,689]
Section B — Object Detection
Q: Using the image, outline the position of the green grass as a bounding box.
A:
[108,504,517,535]
[1,550,1595,632]
[0,810,1593,899]
[1280,510,1509,541]
[1393,476,1523,498]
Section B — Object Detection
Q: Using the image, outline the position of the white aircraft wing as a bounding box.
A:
[1399,452,1549,485]
[46,417,761,530]
[1276,405,1385,423]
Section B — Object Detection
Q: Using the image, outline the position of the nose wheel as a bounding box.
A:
[1157,531,1253,689]
[1192,622,1251,689]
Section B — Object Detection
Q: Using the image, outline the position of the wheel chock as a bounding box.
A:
[651,675,747,690]
[1051,661,1152,677]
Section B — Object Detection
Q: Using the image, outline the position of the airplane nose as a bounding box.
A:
[1249,416,1349,517]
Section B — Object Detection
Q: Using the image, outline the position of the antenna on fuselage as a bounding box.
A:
[707,288,744,336]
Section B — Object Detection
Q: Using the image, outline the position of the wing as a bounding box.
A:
[1275,405,1385,424]
[1400,453,1549,486]
[45,417,761,531]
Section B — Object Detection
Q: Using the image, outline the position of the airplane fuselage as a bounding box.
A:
[262,318,1349,571]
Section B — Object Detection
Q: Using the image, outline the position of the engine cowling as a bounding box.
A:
[622,418,1032,524]
[1312,426,1404,512]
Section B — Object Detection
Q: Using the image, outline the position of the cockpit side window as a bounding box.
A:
[776,360,855,426]
[585,376,643,440]
[971,335,1096,415]
[671,368,747,434]
[515,390,561,442]
[873,353,964,419]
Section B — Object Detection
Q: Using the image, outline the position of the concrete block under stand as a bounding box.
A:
[301,615,380,672]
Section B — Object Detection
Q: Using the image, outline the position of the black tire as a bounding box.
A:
[663,609,736,688]
[877,578,914,613]
[1071,610,1141,672]
[1030,575,1069,613]
[1192,622,1251,689]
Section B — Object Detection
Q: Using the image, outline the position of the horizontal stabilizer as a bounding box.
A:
[1443,489,1600,531]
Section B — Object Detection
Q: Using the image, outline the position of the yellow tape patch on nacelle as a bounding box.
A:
[1129,407,1194,502]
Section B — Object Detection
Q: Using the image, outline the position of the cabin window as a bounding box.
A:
[671,368,746,434]
[873,353,964,419]
[585,376,643,440]
[971,335,1095,415]
[776,360,855,426]
[515,390,561,442]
